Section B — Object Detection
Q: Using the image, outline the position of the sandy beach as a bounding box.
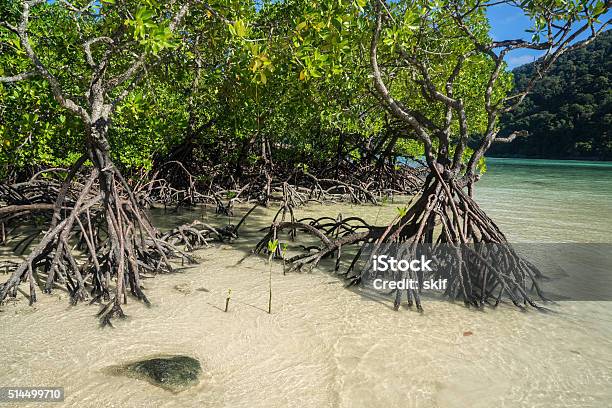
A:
[1,201,611,408]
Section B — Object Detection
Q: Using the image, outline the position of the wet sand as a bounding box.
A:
[1,200,612,408]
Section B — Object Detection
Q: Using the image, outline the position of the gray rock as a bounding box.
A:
[123,355,202,392]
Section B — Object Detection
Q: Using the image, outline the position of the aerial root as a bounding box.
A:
[255,175,546,311]
[0,163,224,325]
[142,161,426,209]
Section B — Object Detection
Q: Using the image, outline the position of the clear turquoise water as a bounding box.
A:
[476,158,612,243]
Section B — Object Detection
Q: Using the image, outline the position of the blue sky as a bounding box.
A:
[487,4,611,69]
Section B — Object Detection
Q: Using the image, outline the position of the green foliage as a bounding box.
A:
[267,239,279,253]
[1,0,605,182]
[0,4,86,176]
[126,7,177,54]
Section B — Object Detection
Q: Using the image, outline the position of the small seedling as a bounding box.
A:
[281,243,288,275]
[267,239,278,314]
[267,239,279,258]
[224,288,232,312]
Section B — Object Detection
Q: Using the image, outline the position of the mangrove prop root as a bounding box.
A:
[0,163,214,325]
[143,160,426,208]
[256,176,546,310]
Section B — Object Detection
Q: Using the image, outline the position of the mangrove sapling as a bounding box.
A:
[281,243,288,276]
[267,239,279,314]
[396,207,408,219]
[224,288,232,313]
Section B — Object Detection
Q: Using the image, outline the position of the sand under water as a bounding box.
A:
[1,159,612,408]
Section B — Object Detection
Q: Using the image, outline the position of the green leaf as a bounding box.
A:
[268,239,279,252]
[233,20,248,38]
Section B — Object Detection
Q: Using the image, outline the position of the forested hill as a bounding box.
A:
[489,29,611,160]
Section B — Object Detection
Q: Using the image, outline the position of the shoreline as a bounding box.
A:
[485,156,612,164]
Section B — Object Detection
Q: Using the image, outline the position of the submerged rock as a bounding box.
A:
[123,355,202,392]
[174,283,194,295]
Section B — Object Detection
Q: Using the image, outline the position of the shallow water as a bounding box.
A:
[476,158,612,242]
[1,159,611,408]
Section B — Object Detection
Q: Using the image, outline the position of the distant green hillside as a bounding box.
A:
[489,30,611,160]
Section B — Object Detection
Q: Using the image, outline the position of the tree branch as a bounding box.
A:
[83,37,115,68]
[0,71,37,83]
[494,130,528,143]
[369,0,432,150]
[202,3,235,25]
